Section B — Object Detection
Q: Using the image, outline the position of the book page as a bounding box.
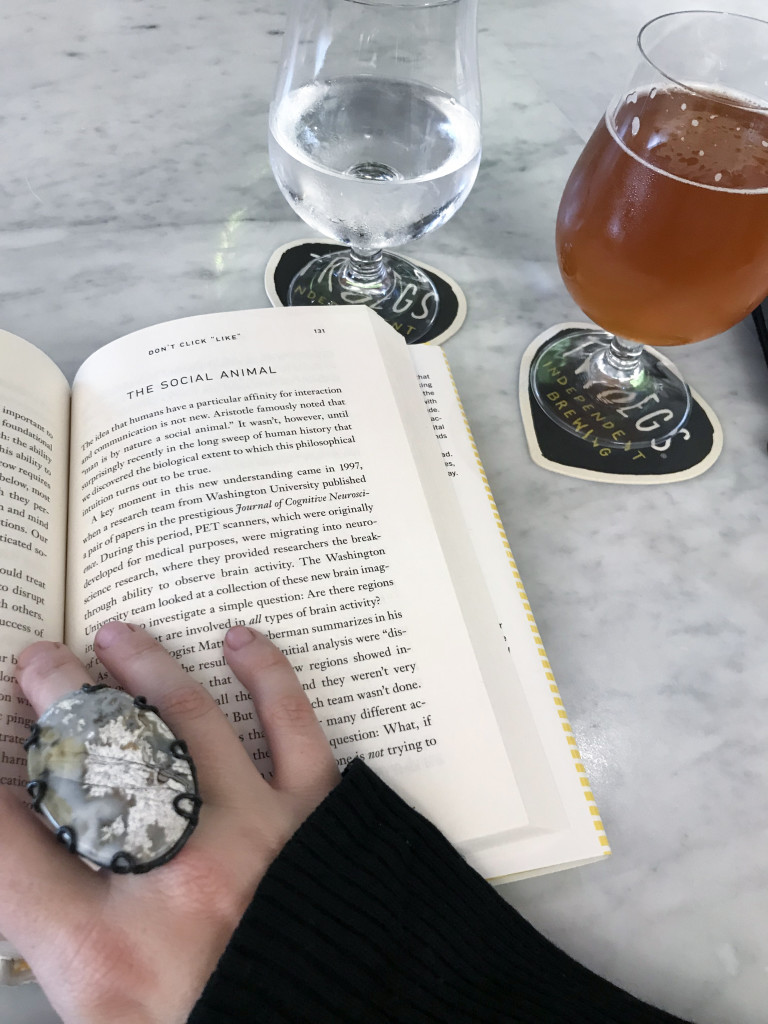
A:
[0,330,70,786]
[405,343,608,873]
[66,307,528,848]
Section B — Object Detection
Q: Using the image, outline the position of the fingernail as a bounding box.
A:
[95,620,136,649]
[16,641,62,672]
[225,625,257,650]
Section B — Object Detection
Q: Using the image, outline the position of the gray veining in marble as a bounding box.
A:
[1,1,768,1021]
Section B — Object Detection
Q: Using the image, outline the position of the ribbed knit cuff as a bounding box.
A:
[188,759,689,1024]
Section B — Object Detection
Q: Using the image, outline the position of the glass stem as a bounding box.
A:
[600,334,644,384]
[338,248,393,299]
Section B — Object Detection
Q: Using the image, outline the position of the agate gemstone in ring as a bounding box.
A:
[26,685,201,873]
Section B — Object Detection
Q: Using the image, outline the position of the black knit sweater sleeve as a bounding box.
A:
[188,758,691,1024]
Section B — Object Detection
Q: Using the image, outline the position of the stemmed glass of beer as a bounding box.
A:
[530,10,768,449]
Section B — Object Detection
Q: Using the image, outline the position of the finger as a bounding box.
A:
[93,621,257,805]
[0,787,103,963]
[15,642,93,715]
[223,626,339,794]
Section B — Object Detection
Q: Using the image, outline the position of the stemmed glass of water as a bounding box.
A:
[268,0,481,343]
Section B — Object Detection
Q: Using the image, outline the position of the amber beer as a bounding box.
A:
[557,86,768,346]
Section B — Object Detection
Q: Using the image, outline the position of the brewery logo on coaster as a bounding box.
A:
[519,324,723,483]
[264,238,466,345]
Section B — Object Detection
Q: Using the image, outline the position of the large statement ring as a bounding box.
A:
[25,684,201,873]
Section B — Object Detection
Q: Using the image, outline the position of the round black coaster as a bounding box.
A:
[264,238,466,345]
[519,324,723,483]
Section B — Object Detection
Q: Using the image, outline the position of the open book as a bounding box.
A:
[0,305,609,885]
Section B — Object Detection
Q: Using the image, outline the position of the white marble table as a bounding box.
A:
[3,0,768,1020]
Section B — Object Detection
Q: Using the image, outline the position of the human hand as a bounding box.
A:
[0,621,340,1024]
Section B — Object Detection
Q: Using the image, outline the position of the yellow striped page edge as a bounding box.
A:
[439,350,609,853]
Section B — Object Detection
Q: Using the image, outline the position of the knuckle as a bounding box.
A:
[161,848,249,930]
[266,693,317,731]
[158,684,217,724]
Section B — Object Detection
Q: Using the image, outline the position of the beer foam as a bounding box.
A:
[606,85,768,195]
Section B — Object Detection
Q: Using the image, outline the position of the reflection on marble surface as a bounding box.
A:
[2,0,768,1021]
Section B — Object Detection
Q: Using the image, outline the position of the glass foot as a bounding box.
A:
[530,327,692,449]
[0,941,34,986]
[287,247,438,344]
